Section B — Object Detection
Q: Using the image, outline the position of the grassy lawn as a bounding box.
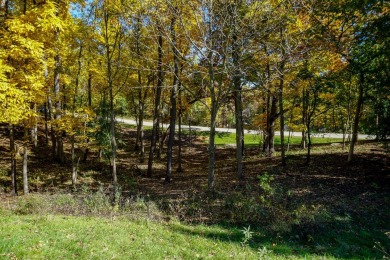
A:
[189,131,343,146]
[119,120,343,146]
[0,191,388,260]
[0,211,335,260]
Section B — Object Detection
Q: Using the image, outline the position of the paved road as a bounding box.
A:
[117,117,375,140]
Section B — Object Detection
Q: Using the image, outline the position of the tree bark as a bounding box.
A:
[348,72,364,162]
[279,82,286,165]
[44,101,49,145]
[264,96,278,156]
[208,45,217,191]
[147,27,164,177]
[71,135,77,186]
[300,88,307,149]
[177,84,183,173]
[208,103,217,191]
[279,28,286,166]
[53,38,65,163]
[23,127,29,195]
[166,15,179,183]
[135,17,145,163]
[232,31,244,179]
[31,103,38,148]
[9,125,17,195]
[306,120,312,165]
[103,9,118,190]
[82,69,92,163]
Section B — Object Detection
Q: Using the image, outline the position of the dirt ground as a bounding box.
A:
[0,125,389,224]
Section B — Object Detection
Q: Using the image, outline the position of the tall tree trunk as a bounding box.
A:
[71,135,77,186]
[279,86,286,165]
[31,103,38,148]
[232,32,244,179]
[54,45,64,163]
[138,92,145,163]
[208,46,217,191]
[262,49,277,156]
[9,125,17,195]
[177,84,183,173]
[104,18,118,191]
[147,27,163,177]
[279,29,286,166]
[48,92,56,157]
[23,127,29,195]
[306,120,312,165]
[44,101,49,145]
[343,82,352,151]
[71,44,82,186]
[266,96,278,156]
[82,69,92,163]
[208,107,217,191]
[348,72,364,162]
[166,15,179,183]
[132,92,140,151]
[88,70,92,107]
[53,0,63,161]
[263,92,271,152]
[287,129,292,152]
[300,89,307,149]
[109,64,117,190]
[135,16,145,163]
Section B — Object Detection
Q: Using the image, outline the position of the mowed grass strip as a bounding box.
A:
[208,132,343,146]
[0,213,340,260]
[0,214,253,259]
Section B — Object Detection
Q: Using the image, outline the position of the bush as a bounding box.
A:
[3,189,163,221]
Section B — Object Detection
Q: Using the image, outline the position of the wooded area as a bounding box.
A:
[0,0,389,258]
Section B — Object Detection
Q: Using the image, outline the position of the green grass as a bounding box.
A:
[0,212,326,260]
[1,210,387,259]
[193,131,343,146]
[0,187,388,260]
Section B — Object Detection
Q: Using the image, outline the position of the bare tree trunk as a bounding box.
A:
[23,127,29,195]
[188,114,192,150]
[343,82,352,151]
[138,99,145,163]
[54,44,65,163]
[9,125,17,195]
[88,70,92,107]
[207,44,217,191]
[265,96,278,156]
[232,31,244,179]
[71,135,77,186]
[208,104,217,191]
[348,72,364,162]
[147,28,164,177]
[48,93,56,157]
[177,85,183,173]
[31,103,38,148]
[166,15,179,183]
[82,70,92,163]
[71,43,82,186]
[300,89,307,149]
[306,122,312,165]
[134,16,144,157]
[279,28,286,166]
[157,111,164,160]
[44,101,49,145]
[287,129,292,152]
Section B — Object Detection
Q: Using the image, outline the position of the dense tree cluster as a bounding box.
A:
[0,0,389,194]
